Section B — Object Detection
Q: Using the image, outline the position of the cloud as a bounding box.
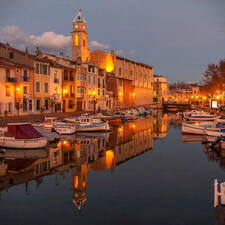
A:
[0,25,137,58]
[89,40,109,50]
[0,25,29,48]
[115,49,136,57]
[29,32,70,51]
[0,25,71,52]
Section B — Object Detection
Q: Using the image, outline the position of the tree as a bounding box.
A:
[202,59,225,95]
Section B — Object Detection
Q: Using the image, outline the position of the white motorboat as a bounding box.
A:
[34,117,76,135]
[33,117,58,131]
[182,120,225,135]
[64,116,103,124]
[181,122,213,134]
[76,122,110,132]
[53,122,76,135]
[0,123,48,149]
[183,110,220,121]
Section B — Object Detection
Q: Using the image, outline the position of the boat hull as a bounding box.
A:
[182,123,206,135]
[0,137,48,149]
[54,125,76,135]
[184,115,221,121]
[76,123,110,132]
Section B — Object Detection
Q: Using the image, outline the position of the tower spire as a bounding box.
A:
[73,9,86,24]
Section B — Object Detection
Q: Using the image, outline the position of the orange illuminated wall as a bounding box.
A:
[90,50,115,72]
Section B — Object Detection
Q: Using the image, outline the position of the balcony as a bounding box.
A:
[6,77,17,83]
[54,78,59,83]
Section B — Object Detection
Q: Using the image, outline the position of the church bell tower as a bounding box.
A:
[71,10,90,63]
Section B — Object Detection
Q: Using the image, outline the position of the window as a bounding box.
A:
[68,100,73,109]
[36,82,40,92]
[36,100,40,110]
[119,68,122,76]
[77,86,85,94]
[64,71,68,80]
[45,99,49,110]
[8,103,12,113]
[36,64,40,74]
[77,73,86,81]
[5,69,10,78]
[5,85,10,96]
[69,71,74,81]
[44,82,48,93]
[23,86,28,94]
[102,79,105,88]
[102,90,105,96]
[29,100,32,111]
[74,35,79,46]
[98,89,100,95]
[88,66,95,73]
[23,70,29,81]
[9,52,14,59]
[70,85,73,96]
[93,76,96,84]
[98,78,101,88]
[23,99,27,112]
[41,64,48,74]
[83,36,86,47]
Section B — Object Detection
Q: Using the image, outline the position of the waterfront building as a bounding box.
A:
[43,53,76,112]
[32,51,52,114]
[168,83,200,104]
[90,50,153,108]
[0,44,35,115]
[153,75,169,105]
[49,62,63,113]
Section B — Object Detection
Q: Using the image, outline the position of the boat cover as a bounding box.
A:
[7,123,43,139]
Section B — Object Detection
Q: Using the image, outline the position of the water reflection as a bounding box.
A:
[0,113,173,211]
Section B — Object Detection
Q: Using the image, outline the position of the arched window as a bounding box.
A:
[83,36,86,47]
[74,35,79,46]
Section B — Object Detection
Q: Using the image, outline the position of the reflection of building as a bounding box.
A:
[153,112,170,139]
[71,165,89,210]
[0,117,158,210]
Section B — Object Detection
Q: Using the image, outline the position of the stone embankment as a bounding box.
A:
[0,111,84,127]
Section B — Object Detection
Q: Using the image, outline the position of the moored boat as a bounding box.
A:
[0,123,48,149]
[181,122,213,134]
[183,110,220,121]
[53,122,76,135]
[76,121,110,132]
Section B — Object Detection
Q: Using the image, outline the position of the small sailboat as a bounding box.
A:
[0,123,48,149]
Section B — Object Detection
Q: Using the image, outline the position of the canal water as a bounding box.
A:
[0,112,224,225]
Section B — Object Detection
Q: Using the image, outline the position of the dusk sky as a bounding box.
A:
[0,0,225,82]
